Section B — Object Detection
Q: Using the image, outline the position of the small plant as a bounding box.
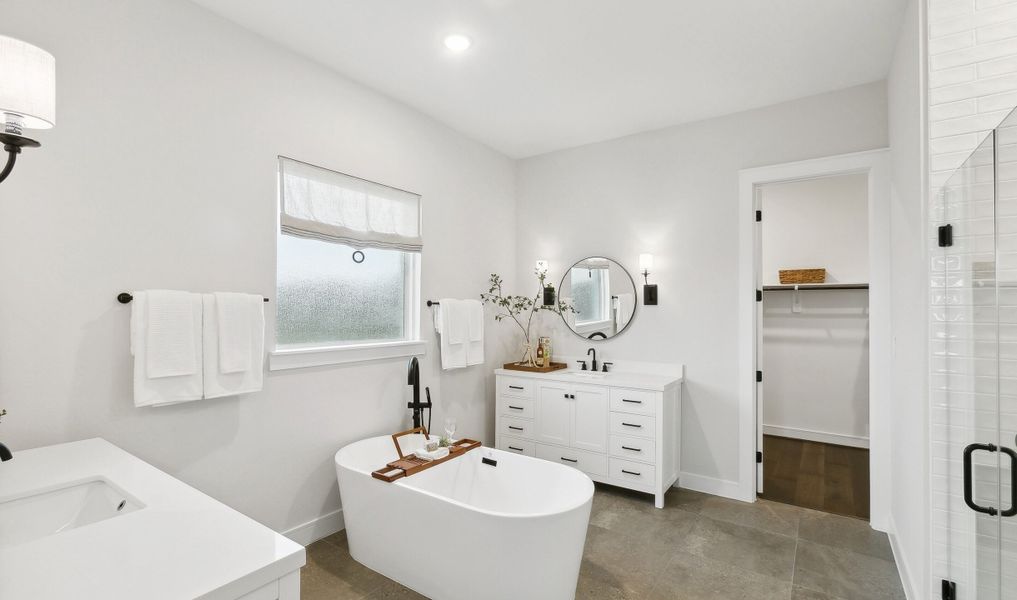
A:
[481,270,574,366]
[438,436,452,448]
[0,409,6,423]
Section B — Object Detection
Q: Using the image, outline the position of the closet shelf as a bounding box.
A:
[762,283,869,291]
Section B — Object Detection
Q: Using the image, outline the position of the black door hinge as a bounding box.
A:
[756,370,763,383]
[756,451,763,464]
[755,210,762,222]
[941,580,956,600]
[938,224,953,247]
[756,289,762,302]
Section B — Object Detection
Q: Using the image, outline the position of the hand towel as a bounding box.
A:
[464,299,485,366]
[616,293,635,328]
[214,292,255,374]
[130,291,203,407]
[145,290,199,378]
[435,299,468,370]
[203,293,265,399]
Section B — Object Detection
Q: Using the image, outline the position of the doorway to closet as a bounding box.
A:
[756,173,871,520]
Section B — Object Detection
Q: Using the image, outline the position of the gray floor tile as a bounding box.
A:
[797,510,893,561]
[675,514,798,580]
[299,486,906,600]
[647,550,793,600]
[794,539,906,600]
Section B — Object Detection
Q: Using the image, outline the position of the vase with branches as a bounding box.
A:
[481,270,574,367]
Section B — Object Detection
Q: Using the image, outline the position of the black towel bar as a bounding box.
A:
[117,292,269,304]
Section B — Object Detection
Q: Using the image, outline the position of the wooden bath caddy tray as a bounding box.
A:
[371,427,482,482]
[502,361,567,373]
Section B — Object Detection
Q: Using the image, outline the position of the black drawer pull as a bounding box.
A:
[622,422,642,428]
[508,405,524,410]
[508,446,523,452]
[621,469,641,476]
[621,446,642,452]
[508,425,524,431]
[622,399,642,404]
[508,385,524,390]
[560,457,578,463]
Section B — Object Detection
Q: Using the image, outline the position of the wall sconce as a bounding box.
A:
[536,260,556,306]
[640,253,658,305]
[0,36,56,184]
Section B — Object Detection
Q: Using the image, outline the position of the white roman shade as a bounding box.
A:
[279,157,422,252]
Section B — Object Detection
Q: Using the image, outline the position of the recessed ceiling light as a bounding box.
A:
[443,34,472,52]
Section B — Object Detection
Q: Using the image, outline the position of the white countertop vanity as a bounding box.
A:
[494,367,682,508]
[0,439,305,600]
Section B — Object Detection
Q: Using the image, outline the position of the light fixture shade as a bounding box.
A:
[639,253,654,271]
[0,36,56,130]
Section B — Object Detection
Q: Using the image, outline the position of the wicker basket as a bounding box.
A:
[779,268,826,284]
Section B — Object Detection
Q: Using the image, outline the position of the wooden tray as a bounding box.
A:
[503,361,568,373]
[371,427,482,482]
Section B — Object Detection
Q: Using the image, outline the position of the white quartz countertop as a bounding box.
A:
[0,438,305,600]
[494,368,682,391]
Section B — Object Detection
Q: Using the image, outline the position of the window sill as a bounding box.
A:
[269,340,426,371]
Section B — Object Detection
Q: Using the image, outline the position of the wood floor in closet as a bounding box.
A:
[759,434,870,520]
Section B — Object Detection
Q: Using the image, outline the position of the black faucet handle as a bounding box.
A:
[577,360,588,371]
[602,362,613,373]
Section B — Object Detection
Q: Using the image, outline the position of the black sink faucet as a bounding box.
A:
[587,347,598,372]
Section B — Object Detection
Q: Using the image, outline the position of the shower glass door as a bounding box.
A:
[934,107,1017,599]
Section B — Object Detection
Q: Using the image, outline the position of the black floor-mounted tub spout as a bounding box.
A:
[407,357,431,430]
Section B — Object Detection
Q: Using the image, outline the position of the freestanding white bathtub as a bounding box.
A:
[335,435,593,600]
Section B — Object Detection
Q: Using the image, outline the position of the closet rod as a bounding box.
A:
[761,284,869,291]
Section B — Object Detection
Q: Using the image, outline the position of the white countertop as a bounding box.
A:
[0,438,305,600]
[494,368,682,391]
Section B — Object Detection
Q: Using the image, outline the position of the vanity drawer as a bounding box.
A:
[609,388,656,416]
[499,376,535,398]
[498,397,535,419]
[609,412,655,439]
[536,443,608,477]
[499,416,535,440]
[498,436,535,456]
[610,458,656,489]
[609,435,656,464]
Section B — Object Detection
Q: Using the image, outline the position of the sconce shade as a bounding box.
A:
[639,253,654,272]
[0,36,56,130]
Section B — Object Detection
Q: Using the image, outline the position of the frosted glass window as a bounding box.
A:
[276,235,411,348]
[572,268,609,325]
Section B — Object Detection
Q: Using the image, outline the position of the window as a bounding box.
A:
[271,157,423,369]
[571,266,611,326]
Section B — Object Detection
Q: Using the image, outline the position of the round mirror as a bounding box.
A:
[559,256,637,340]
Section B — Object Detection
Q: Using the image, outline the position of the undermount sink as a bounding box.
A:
[0,478,143,548]
[571,371,607,379]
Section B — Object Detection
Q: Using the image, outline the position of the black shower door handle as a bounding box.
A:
[1001,446,1017,517]
[964,442,999,516]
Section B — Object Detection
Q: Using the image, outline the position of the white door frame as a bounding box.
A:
[737,148,891,532]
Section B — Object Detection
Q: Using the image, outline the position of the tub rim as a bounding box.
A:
[335,436,594,520]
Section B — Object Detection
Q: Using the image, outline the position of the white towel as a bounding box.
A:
[130,291,203,407]
[464,299,485,366]
[616,293,635,328]
[203,294,265,399]
[435,299,468,370]
[145,290,199,378]
[214,292,255,373]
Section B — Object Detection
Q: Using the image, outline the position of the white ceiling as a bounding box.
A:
[190,0,908,158]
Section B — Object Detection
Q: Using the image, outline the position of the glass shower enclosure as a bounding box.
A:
[933,108,1017,599]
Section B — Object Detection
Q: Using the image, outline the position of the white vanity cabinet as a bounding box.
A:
[495,368,682,508]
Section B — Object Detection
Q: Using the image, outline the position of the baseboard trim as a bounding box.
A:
[282,509,345,546]
[763,425,869,449]
[677,471,745,502]
[885,515,918,600]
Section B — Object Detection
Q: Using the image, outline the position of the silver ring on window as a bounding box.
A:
[352,250,365,263]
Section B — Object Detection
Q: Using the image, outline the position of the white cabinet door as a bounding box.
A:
[536,383,571,446]
[572,386,608,453]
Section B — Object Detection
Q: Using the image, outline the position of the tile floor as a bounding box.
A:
[300,484,905,600]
